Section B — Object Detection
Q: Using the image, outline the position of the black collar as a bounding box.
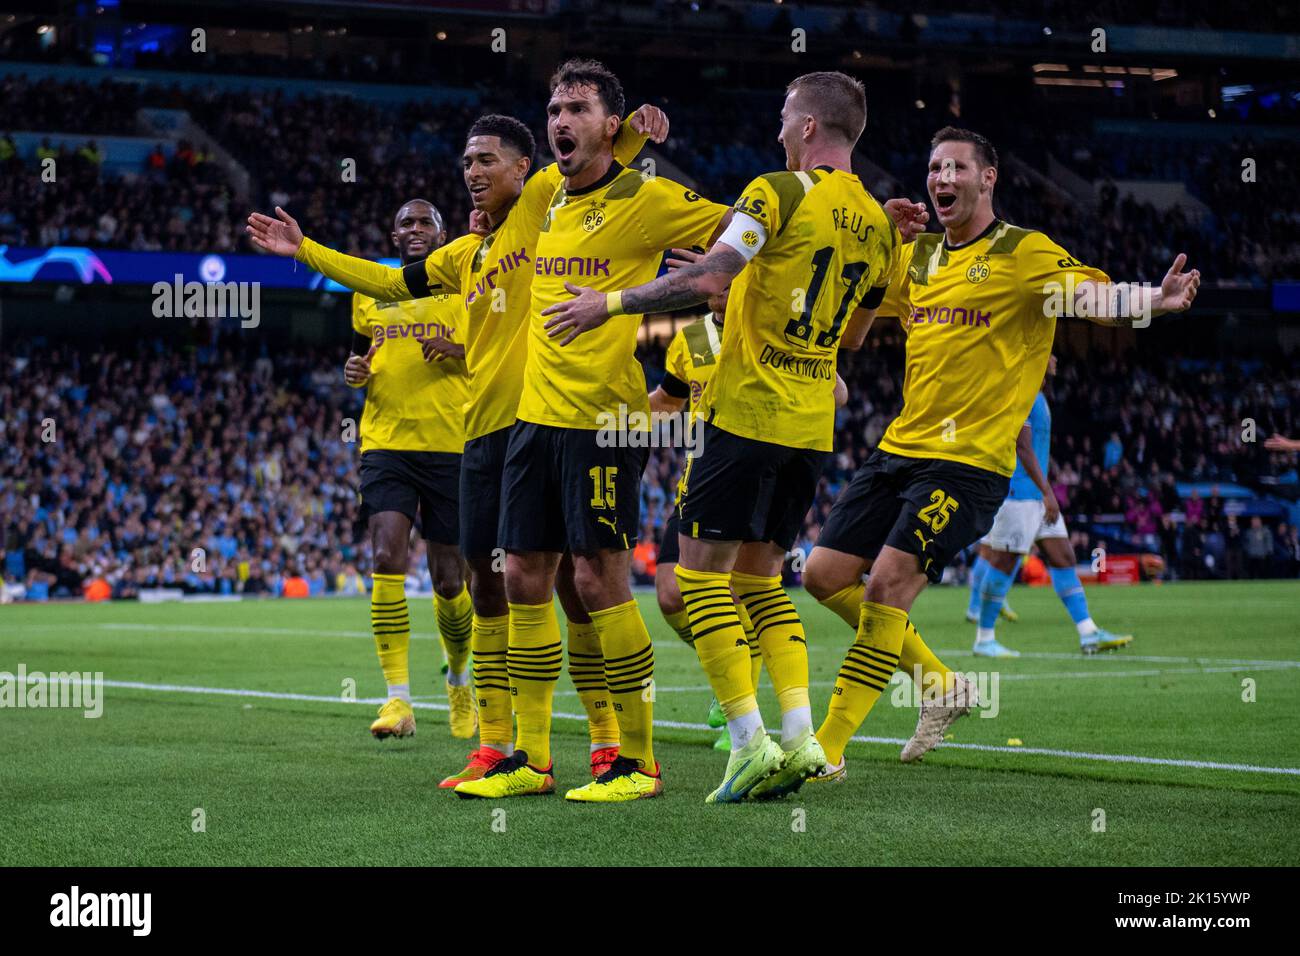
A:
[567,161,624,197]
[814,164,837,174]
[944,217,1001,251]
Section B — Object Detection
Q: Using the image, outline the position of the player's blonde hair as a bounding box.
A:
[787,71,867,145]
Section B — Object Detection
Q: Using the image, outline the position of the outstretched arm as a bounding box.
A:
[246,206,413,301]
[1073,254,1201,327]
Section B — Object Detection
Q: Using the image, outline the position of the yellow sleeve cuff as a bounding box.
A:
[606,291,625,317]
[614,116,649,167]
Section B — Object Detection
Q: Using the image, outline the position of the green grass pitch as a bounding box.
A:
[2,580,1298,866]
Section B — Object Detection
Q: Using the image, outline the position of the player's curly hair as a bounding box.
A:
[549,58,626,118]
[466,113,536,163]
[931,126,999,170]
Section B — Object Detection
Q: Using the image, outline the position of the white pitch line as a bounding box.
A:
[932,648,1300,668]
[28,676,1299,778]
[9,623,1300,671]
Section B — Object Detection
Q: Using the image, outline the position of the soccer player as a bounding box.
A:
[544,71,905,802]
[247,106,663,788]
[800,126,1200,777]
[650,263,849,751]
[340,199,475,742]
[972,353,1134,658]
[495,59,733,803]
[964,550,1018,623]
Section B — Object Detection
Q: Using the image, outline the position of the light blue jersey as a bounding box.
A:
[1007,392,1050,500]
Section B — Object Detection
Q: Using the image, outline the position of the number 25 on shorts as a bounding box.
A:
[917,488,959,533]
[588,466,618,509]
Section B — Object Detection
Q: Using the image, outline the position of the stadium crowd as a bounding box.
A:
[3,70,1299,284]
[6,334,1298,602]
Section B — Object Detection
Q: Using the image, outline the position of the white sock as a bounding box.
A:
[484,741,514,757]
[445,668,471,687]
[590,741,618,753]
[975,627,996,644]
[780,705,812,746]
[1077,618,1098,638]
[387,683,411,702]
[728,709,764,752]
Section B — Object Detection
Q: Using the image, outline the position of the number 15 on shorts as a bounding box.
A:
[589,466,618,509]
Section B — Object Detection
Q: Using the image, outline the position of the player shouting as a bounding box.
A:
[544,71,913,802]
[801,126,1200,776]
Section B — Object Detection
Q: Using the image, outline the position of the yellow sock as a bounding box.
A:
[819,582,954,694]
[371,574,410,694]
[435,582,473,678]
[567,618,619,748]
[471,614,511,751]
[663,607,694,646]
[817,601,907,765]
[736,600,762,693]
[900,620,956,696]
[733,572,809,723]
[590,600,656,770]
[675,566,756,721]
[507,602,563,768]
[820,582,863,629]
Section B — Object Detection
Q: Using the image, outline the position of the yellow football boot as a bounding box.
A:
[454,751,554,799]
[749,730,828,800]
[369,697,416,740]
[446,682,477,739]
[705,730,784,804]
[565,757,663,803]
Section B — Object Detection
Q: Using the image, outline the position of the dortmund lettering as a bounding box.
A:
[758,344,835,381]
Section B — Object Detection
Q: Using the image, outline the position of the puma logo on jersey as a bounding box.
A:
[913,529,935,550]
[596,516,618,533]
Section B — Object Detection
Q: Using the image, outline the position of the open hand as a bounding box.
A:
[541,282,611,346]
[1158,253,1201,313]
[246,206,304,256]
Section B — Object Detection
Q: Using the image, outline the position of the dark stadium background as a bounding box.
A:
[2,0,1298,603]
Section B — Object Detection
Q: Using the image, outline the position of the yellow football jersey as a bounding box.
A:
[297,123,648,443]
[663,314,723,420]
[350,290,469,454]
[877,220,1109,476]
[516,166,729,430]
[699,168,897,452]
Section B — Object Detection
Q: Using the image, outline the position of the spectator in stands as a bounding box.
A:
[1181,519,1208,580]
[1244,516,1274,578]
[1224,515,1244,580]
[145,143,167,179]
[1103,432,1124,470]
[77,139,104,176]
[1276,523,1300,579]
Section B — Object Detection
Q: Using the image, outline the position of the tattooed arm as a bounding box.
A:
[542,243,748,347]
